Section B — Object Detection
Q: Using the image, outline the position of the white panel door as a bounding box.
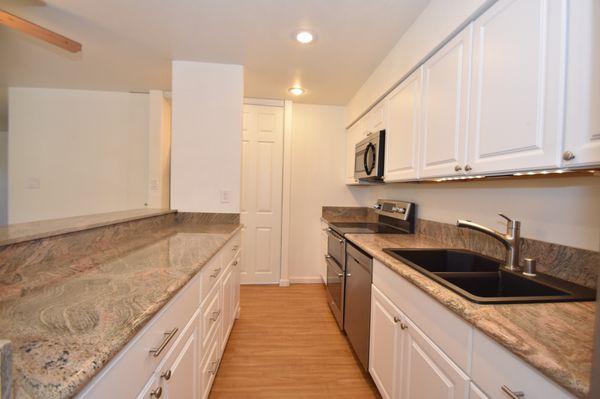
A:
[401,316,470,399]
[419,24,472,178]
[384,68,422,182]
[241,105,284,284]
[369,286,404,399]
[466,0,567,174]
[562,0,600,168]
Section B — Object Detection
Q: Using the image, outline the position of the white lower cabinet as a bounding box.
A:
[77,231,241,399]
[370,259,575,399]
[370,285,468,399]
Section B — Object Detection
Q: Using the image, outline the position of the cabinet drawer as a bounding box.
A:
[78,274,201,399]
[201,254,224,304]
[199,329,221,399]
[372,260,472,372]
[222,232,241,265]
[201,281,223,351]
[471,329,574,399]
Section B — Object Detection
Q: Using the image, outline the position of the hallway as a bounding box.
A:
[210,284,381,398]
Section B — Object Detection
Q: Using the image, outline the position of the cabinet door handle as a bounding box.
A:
[210,268,221,278]
[501,385,525,399]
[160,369,172,380]
[454,164,462,172]
[149,328,178,357]
[233,260,238,266]
[210,310,221,322]
[150,386,163,398]
[562,151,575,161]
[393,316,401,323]
[208,360,219,375]
[400,323,408,330]
[464,164,472,172]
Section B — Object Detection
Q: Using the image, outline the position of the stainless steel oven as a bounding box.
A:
[354,130,385,181]
[325,228,345,329]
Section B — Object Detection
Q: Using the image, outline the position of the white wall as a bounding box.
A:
[288,103,369,281]
[171,61,243,213]
[0,131,7,225]
[8,88,151,224]
[352,177,600,252]
[346,0,491,125]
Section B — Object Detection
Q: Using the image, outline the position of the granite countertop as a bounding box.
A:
[0,209,176,247]
[344,232,595,398]
[0,222,241,399]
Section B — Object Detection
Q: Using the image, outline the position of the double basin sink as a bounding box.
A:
[383,248,596,304]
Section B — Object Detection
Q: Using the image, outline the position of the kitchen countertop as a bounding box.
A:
[0,209,175,247]
[0,222,241,399]
[344,232,595,398]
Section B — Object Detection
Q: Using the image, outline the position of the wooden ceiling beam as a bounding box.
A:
[0,10,81,52]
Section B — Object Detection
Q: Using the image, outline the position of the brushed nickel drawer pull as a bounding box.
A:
[501,385,525,399]
[208,360,219,375]
[150,386,163,398]
[210,310,221,322]
[160,369,172,380]
[149,328,178,357]
[210,268,221,278]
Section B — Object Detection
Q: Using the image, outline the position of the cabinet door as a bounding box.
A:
[163,331,198,399]
[469,383,489,399]
[369,286,404,399]
[419,25,472,179]
[346,120,364,184]
[366,102,387,134]
[562,0,600,167]
[384,68,422,182]
[401,316,469,399]
[466,0,567,174]
[221,265,234,350]
[232,253,241,319]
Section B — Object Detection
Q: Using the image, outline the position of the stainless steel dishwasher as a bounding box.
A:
[344,242,372,371]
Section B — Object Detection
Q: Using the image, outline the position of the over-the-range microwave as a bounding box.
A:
[354,130,385,181]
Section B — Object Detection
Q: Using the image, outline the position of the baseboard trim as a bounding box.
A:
[289,277,323,284]
[279,279,290,287]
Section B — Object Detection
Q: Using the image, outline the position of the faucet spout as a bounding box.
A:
[456,215,522,270]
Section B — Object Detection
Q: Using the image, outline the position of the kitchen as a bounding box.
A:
[0,0,599,398]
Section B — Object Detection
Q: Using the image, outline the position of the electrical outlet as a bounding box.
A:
[26,178,40,189]
[220,190,231,203]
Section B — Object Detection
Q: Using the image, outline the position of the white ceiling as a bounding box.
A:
[0,0,430,129]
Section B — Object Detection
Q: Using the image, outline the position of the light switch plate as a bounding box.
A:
[220,190,231,203]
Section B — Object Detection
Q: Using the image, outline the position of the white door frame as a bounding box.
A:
[242,98,292,287]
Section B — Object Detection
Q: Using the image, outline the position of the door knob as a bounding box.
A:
[563,151,575,161]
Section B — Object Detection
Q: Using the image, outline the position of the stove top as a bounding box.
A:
[329,222,410,235]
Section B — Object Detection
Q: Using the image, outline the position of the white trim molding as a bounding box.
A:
[244,97,285,107]
[279,100,293,287]
[289,277,324,284]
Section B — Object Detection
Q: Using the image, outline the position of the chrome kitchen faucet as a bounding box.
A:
[456,214,522,270]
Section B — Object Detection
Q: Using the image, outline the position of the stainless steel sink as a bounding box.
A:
[383,248,596,304]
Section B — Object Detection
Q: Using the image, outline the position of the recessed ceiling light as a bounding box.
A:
[295,31,315,44]
[288,87,306,96]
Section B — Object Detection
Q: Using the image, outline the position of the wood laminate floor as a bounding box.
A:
[210,284,381,399]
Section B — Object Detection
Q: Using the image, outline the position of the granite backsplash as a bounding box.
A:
[322,206,599,289]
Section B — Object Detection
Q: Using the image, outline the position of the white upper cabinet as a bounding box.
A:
[419,25,472,179]
[466,0,567,174]
[365,101,387,135]
[562,0,600,168]
[346,119,364,185]
[384,68,422,182]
